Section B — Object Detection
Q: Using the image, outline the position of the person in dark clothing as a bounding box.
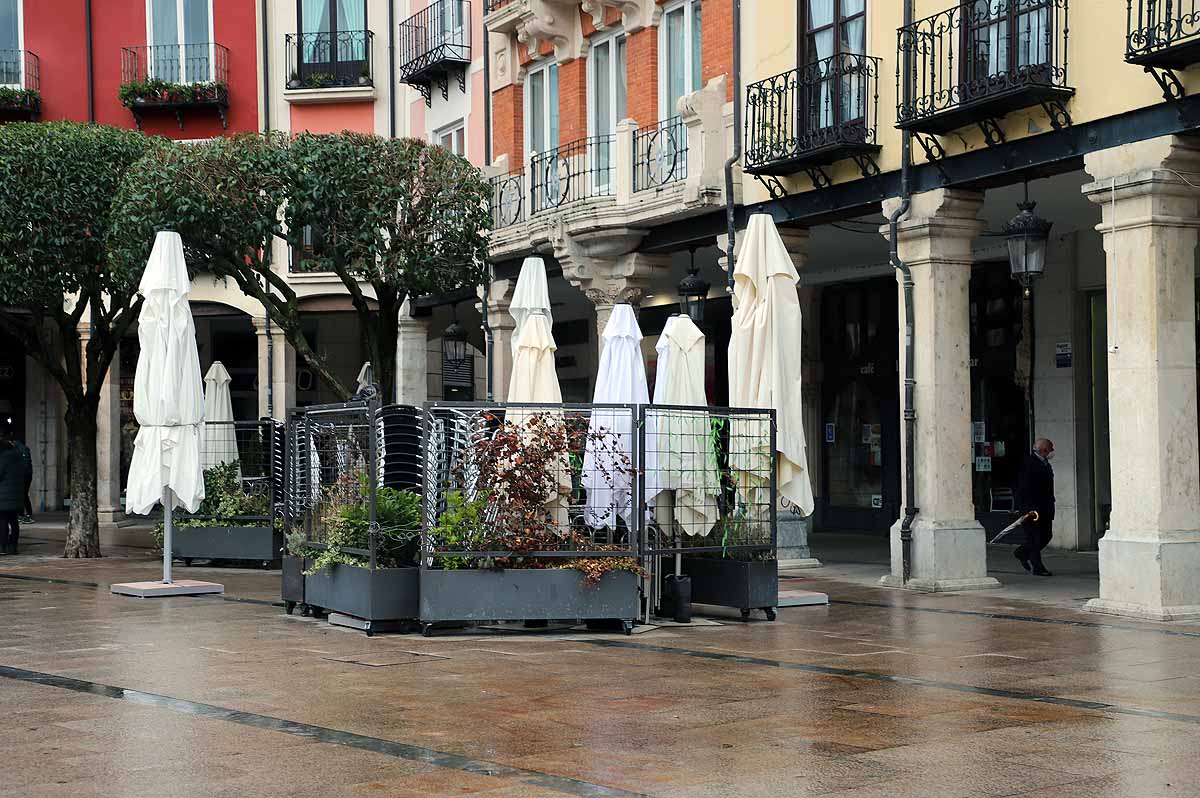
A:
[0,426,30,554]
[15,437,32,523]
[1015,437,1055,576]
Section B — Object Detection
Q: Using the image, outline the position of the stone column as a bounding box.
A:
[555,228,661,361]
[252,317,295,420]
[24,355,61,512]
[96,353,124,526]
[1082,135,1200,620]
[879,188,1000,592]
[481,278,517,400]
[395,299,431,406]
[777,227,821,568]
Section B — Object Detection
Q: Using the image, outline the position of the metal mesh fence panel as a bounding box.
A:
[420,403,640,567]
[639,406,777,557]
[179,419,276,525]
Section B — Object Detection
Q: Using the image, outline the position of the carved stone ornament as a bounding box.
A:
[580,0,660,32]
[515,0,585,62]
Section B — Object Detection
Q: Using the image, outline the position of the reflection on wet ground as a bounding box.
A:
[1,546,1198,797]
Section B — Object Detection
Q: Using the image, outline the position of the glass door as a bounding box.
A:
[299,0,366,85]
[0,0,20,87]
[801,0,865,136]
[660,0,701,121]
[149,0,212,83]
[527,62,560,209]
[590,33,626,195]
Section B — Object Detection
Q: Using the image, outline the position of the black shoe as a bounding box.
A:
[1014,550,1031,572]
[1032,567,1052,577]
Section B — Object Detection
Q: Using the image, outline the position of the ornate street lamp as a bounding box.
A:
[677,247,709,325]
[1004,183,1053,297]
[442,305,468,368]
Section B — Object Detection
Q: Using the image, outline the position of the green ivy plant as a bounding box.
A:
[301,475,422,575]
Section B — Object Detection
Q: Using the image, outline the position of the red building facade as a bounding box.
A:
[11,0,259,137]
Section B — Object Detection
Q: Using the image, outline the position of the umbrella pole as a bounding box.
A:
[162,488,173,585]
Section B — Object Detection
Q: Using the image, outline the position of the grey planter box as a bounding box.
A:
[172,526,282,567]
[420,569,638,630]
[282,555,306,614]
[304,563,419,624]
[681,557,779,620]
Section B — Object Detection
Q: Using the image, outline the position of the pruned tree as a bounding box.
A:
[112,132,492,401]
[0,122,155,557]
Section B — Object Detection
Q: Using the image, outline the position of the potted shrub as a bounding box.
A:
[287,70,302,89]
[419,412,641,635]
[308,71,335,89]
[357,65,371,86]
[294,473,423,633]
[282,530,308,615]
[164,461,282,568]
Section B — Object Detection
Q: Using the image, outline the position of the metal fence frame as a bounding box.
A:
[529,135,615,214]
[173,418,282,527]
[420,401,641,564]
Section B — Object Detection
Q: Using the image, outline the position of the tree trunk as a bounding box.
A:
[63,403,102,558]
[373,306,400,404]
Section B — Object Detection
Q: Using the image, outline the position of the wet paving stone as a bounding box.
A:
[1,552,1199,796]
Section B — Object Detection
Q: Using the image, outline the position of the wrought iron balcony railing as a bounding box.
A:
[119,43,230,129]
[0,49,40,119]
[285,30,374,89]
[633,116,688,192]
[745,54,880,177]
[490,168,526,229]
[485,0,514,13]
[896,0,1072,139]
[399,0,471,105]
[1128,1,1200,70]
[530,135,615,215]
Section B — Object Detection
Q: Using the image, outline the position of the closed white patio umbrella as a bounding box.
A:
[202,361,238,469]
[508,256,553,358]
[583,304,648,530]
[728,213,815,517]
[507,310,571,528]
[657,315,720,539]
[113,231,221,597]
[355,361,374,394]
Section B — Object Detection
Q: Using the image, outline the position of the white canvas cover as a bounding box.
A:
[728,214,815,516]
[655,315,720,537]
[583,304,648,529]
[126,231,205,515]
[506,311,570,527]
[202,361,238,469]
[355,361,374,393]
[508,256,553,357]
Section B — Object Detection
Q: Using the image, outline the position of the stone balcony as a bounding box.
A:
[485,75,738,264]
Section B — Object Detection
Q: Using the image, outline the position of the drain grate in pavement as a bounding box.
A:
[323,651,451,667]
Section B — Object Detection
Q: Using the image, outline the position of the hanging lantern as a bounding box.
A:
[442,308,468,368]
[677,247,709,325]
[1004,187,1052,294]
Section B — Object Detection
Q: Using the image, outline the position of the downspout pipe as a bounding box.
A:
[261,0,275,418]
[389,0,397,138]
[890,0,916,584]
[482,12,494,398]
[85,0,94,121]
[723,0,742,291]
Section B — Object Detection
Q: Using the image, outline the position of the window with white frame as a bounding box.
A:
[525,59,559,157]
[437,120,466,156]
[0,0,22,87]
[147,0,214,83]
[589,30,626,191]
[660,0,702,121]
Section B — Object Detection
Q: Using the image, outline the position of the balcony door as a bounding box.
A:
[433,0,466,58]
[800,0,865,137]
[148,0,212,83]
[299,0,367,86]
[589,32,626,195]
[526,61,560,208]
[962,0,1052,91]
[0,0,21,87]
[659,0,702,121]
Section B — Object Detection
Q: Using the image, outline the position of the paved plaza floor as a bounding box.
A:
[1,533,1199,797]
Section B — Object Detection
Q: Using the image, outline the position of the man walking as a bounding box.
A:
[0,425,29,554]
[1015,437,1055,577]
[15,435,32,524]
